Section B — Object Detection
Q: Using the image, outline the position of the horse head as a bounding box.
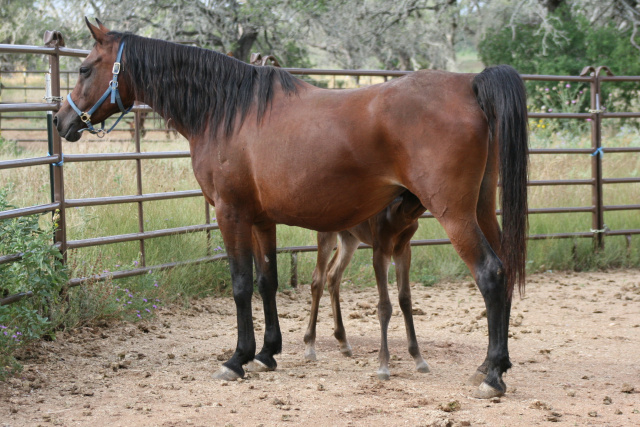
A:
[54,18,134,141]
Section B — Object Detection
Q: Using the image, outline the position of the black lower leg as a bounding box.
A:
[475,251,512,392]
[255,251,281,370]
[223,255,256,377]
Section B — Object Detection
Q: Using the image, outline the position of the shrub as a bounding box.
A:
[0,186,67,379]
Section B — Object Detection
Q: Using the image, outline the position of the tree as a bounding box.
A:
[479,3,640,113]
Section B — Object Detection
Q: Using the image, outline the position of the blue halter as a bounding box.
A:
[66,41,133,138]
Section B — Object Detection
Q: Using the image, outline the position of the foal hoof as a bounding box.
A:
[377,368,390,381]
[304,348,317,362]
[473,382,505,399]
[340,343,353,357]
[213,366,242,381]
[416,360,430,373]
[467,370,487,387]
[247,359,275,373]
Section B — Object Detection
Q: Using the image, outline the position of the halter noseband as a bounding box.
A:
[66,40,133,138]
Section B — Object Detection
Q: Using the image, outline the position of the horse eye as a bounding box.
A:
[79,66,91,76]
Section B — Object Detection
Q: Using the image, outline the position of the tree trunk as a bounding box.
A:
[231,27,259,63]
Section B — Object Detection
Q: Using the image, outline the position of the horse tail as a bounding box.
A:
[472,65,529,300]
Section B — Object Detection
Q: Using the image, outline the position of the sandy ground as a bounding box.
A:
[2,269,640,427]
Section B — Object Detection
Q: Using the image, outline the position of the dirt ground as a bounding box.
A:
[2,269,639,427]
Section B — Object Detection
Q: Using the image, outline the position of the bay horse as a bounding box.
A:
[304,191,429,381]
[54,18,528,398]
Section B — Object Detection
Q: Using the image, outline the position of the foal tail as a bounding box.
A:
[472,65,529,299]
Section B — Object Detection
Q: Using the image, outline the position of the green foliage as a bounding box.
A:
[0,186,67,379]
[479,5,640,118]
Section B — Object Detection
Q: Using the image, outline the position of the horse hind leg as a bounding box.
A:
[393,225,430,374]
[327,232,360,357]
[303,232,338,361]
[468,170,511,392]
[430,208,511,398]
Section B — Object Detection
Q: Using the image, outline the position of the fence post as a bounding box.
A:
[134,109,146,266]
[44,31,67,260]
[582,66,613,251]
[290,252,298,288]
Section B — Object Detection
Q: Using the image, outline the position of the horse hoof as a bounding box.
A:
[467,370,486,386]
[247,359,275,373]
[473,382,505,399]
[212,366,241,381]
[340,344,353,357]
[416,361,430,373]
[377,369,390,381]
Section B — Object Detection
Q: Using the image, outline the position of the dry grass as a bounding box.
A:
[1,110,639,295]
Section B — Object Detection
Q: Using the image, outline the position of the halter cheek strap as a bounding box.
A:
[66,41,133,138]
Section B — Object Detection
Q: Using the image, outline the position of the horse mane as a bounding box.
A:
[109,32,301,137]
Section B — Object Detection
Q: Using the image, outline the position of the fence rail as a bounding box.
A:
[1,35,639,307]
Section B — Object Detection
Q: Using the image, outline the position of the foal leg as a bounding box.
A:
[393,225,430,374]
[327,232,360,357]
[212,209,256,380]
[371,234,394,380]
[249,223,282,372]
[303,232,338,361]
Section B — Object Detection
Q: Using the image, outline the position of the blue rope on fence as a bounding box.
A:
[47,152,63,166]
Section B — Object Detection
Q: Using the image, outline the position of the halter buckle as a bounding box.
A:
[80,112,91,123]
[112,62,121,75]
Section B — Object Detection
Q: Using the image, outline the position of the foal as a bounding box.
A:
[303,191,428,380]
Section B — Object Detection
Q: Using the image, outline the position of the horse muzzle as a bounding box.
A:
[53,109,84,142]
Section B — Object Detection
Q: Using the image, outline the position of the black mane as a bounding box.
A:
[110,32,300,137]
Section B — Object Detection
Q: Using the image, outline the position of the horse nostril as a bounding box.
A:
[52,115,59,127]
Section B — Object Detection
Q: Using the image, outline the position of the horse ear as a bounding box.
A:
[84,16,107,44]
[95,18,111,34]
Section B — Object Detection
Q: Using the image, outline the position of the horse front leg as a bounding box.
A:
[212,210,256,381]
[248,223,282,372]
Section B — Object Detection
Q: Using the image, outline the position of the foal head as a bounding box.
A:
[54,18,133,142]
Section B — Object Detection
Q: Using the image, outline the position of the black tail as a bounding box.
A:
[472,65,529,299]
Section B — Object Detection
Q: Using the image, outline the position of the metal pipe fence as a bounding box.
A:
[1,34,639,307]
